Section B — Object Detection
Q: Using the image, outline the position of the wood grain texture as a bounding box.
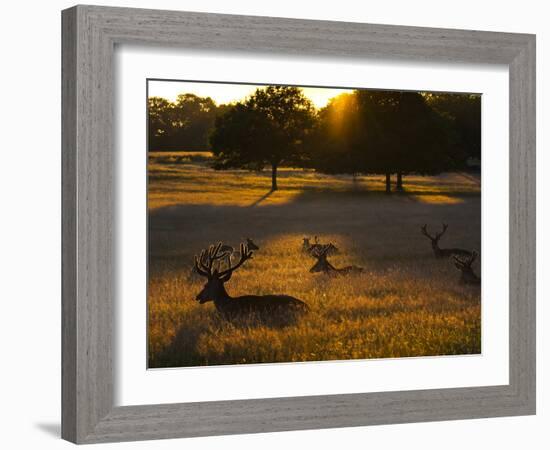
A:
[61,4,536,444]
[61,7,77,443]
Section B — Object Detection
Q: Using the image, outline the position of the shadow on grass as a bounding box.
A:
[248,189,274,207]
[148,189,480,250]
[150,307,215,368]
[150,305,305,368]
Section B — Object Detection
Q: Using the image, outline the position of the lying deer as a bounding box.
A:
[309,245,363,276]
[421,224,473,259]
[194,242,308,319]
[453,251,481,285]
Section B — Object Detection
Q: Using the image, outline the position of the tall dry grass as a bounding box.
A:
[148,152,481,368]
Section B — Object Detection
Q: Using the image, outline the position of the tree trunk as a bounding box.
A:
[396,172,404,191]
[385,173,391,194]
[271,163,278,191]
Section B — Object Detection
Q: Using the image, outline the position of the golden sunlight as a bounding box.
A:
[148,80,353,109]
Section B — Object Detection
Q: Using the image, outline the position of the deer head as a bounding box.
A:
[194,242,253,303]
[453,250,476,267]
[452,250,480,284]
[245,237,259,251]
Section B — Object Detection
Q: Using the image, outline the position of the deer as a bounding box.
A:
[453,251,481,285]
[420,223,473,259]
[302,236,338,256]
[308,245,363,276]
[194,242,308,319]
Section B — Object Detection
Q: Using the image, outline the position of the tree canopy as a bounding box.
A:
[148,93,226,151]
[310,90,476,191]
[210,86,316,190]
[424,93,481,160]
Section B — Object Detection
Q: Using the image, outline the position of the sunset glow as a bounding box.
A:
[148,80,353,109]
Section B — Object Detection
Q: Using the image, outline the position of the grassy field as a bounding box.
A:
[148,151,481,368]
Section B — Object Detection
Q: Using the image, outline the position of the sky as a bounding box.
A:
[148,80,353,109]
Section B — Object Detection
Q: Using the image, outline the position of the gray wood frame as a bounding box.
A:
[62,4,536,444]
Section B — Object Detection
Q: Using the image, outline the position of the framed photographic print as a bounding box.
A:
[62,5,536,444]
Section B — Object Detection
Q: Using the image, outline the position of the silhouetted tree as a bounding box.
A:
[310,90,460,192]
[148,96,174,150]
[424,93,481,160]
[210,86,316,191]
[147,94,221,151]
[170,94,218,150]
[307,93,363,174]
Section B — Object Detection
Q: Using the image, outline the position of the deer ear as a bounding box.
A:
[220,272,232,282]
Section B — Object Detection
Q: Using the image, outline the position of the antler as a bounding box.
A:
[218,242,253,277]
[310,244,331,259]
[420,224,434,240]
[194,242,227,278]
[435,223,448,240]
[467,250,478,266]
[453,250,478,268]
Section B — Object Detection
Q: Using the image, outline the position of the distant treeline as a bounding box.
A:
[148,94,230,151]
[148,86,480,192]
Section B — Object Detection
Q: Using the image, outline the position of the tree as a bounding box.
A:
[424,93,481,160]
[210,86,316,191]
[307,93,363,174]
[147,94,221,151]
[170,94,218,150]
[148,97,174,150]
[310,90,459,192]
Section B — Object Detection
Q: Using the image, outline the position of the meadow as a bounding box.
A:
[148,151,481,368]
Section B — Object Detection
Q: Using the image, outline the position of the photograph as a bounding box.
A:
[147,80,482,368]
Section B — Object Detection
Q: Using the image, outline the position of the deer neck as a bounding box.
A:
[432,241,442,256]
[212,284,232,308]
[321,257,335,273]
[462,270,480,284]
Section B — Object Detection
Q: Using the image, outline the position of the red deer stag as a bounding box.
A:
[309,245,363,276]
[194,242,308,319]
[421,223,473,259]
[453,251,481,285]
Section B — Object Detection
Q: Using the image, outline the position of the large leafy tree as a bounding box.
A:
[311,90,459,192]
[210,86,316,191]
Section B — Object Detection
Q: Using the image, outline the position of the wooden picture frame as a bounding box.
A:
[62,5,536,444]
